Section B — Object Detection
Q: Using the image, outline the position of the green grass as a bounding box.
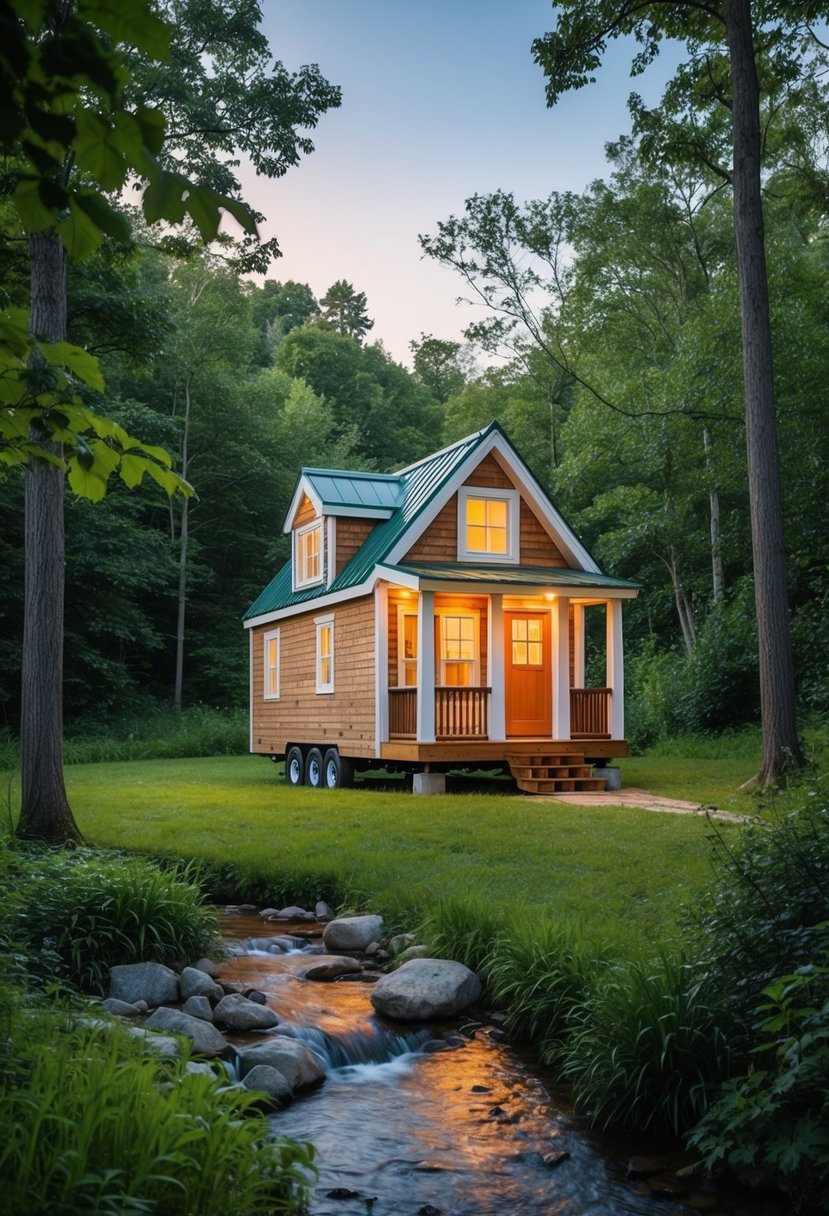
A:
[63,753,740,958]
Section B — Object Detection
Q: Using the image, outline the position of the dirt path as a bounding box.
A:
[540,787,747,823]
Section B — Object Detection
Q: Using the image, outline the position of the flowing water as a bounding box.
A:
[217,915,781,1216]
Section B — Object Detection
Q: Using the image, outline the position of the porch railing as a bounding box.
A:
[570,687,611,738]
[388,687,417,737]
[388,686,491,739]
[436,686,490,739]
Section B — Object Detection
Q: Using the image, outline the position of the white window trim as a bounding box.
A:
[315,613,335,694]
[396,604,418,687]
[457,485,520,564]
[435,606,480,686]
[293,519,324,591]
[263,628,280,701]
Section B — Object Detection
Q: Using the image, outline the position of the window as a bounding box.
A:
[263,629,280,699]
[458,486,519,563]
[294,521,323,588]
[511,617,543,667]
[315,614,334,693]
[438,611,479,686]
[397,608,418,687]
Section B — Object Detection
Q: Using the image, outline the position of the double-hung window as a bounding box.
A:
[263,629,280,699]
[437,611,478,687]
[294,521,323,589]
[397,608,418,687]
[315,614,334,693]
[457,486,519,563]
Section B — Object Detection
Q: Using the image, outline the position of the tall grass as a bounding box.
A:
[0,1021,314,1216]
[563,956,733,1138]
[10,847,218,993]
[0,704,248,771]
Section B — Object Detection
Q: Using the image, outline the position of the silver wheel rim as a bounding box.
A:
[289,757,301,783]
[308,758,320,785]
[325,760,337,788]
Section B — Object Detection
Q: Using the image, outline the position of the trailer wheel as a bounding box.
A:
[323,748,354,789]
[285,746,305,787]
[305,747,324,788]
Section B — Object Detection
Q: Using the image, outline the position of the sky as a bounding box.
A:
[244,1,681,367]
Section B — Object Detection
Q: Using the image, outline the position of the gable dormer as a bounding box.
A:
[284,469,404,593]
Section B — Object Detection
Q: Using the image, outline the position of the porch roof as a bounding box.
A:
[380,561,640,594]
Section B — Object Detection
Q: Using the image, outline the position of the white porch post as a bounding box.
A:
[417,590,435,743]
[489,593,505,740]
[551,597,571,740]
[607,598,625,739]
[374,582,388,756]
[572,603,585,688]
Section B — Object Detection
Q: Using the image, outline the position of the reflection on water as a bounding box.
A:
[216,916,776,1216]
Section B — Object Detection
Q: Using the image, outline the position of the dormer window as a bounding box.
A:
[458,486,519,563]
[294,520,323,589]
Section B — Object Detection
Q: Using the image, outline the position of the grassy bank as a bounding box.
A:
[62,752,739,958]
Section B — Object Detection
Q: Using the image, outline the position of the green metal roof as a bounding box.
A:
[385,562,640,591]
[243,422,631,622]
[301,469,403,513]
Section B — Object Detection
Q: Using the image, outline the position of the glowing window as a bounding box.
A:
[511,617,544,667]
[294,521,323,588]
[263,629,280,699]
[458,487,519,562]
[438,612,478,686]
[398,609,418,687]
[316,616,334,693]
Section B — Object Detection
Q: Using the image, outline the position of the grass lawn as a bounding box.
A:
[63,753,746,959]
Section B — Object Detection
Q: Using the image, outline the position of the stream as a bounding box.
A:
[216,913,782,1216]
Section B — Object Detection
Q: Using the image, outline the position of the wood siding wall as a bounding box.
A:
[335,519,375,575]
[401,455,568,566]
[251,596,376,759]
[293,494,317,528]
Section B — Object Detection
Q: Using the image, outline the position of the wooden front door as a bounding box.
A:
[505,611,552,736]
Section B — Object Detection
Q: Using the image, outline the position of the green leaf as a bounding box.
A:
[79,0,172,59]
[73,108,128,191]
[39,341,105,392]
[185,184,222,243]
[73,190,132,244]
[12,176,59,233]
[220,195,258,238]
[57,203,105,261]
[142,169,188,226]
[66,454,108,502]
[133,106,165,157]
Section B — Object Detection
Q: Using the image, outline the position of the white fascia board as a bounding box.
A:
[384,429,602,575]
[283,474,323,534]
[243,576,378,630]
[401,577,638,599]
[374,564,421,590]
[321,505,395,520]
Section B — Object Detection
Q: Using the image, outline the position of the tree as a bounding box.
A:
[250,279,320,365]
[1,0,337,841]
[319,279,374,342]
[409,333,475,404]
[531,1,818,783]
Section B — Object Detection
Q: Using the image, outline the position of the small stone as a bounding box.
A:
[417,1207,444,1216]
[315,900,335,920]
[190,957,219,979]
[237,903,257,914]
[326,1188,361,1200]
[144,1007,228,1058]
[99,997,142,1017]
[259,907,281,918]
[213,993,279,1031]
[323,915,385,953]
[471,1084,491,1093]
[274,906,315,921]
[300,956,362,981]
[109,962,179,1008]
[389,932,416,955]
[245,989,268,1005]
[179,966,223,1003]
[543,1150,571,1169]
[182,995,213,1022]
[365,941,380,956]
[444,1034,465,1048]
[241,1064,292,1108]
[488,1027,506,1042]
[422,1039,449,1053]
[395,944,428,964]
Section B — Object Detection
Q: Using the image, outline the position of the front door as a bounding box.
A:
[505,611,552,736]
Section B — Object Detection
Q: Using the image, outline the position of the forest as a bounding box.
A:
[2,28,828,755]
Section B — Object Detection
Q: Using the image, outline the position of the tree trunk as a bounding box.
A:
[17,232,81,844]
[725,0,804,782]
[173,376,192,709]
[703,428,724,603]
[664,550,696,656]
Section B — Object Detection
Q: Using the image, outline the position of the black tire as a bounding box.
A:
[285,746,304,787]
[305,746,324,788]
[323,748,355,789]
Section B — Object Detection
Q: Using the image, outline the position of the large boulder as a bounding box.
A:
[110,962,179,1007]
[322,915,383,953]
[234,1037,324,1092]
[212,993,279,1031]
[370,959,482,1021]
[145,1007,228,1057]
[179,966,223,1003]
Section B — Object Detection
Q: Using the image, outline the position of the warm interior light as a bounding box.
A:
[545,593,556,601]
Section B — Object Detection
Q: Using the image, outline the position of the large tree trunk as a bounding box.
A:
[17,232,82,844]
[173,376,193,709]
[725,0,804,782]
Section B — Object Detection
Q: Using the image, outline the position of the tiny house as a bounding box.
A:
[245,422,638,793]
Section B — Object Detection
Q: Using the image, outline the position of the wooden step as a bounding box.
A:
[506,751,607,796]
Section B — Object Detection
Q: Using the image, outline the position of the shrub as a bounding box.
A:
[563,955,733,1139]
[690,953,829,1213]
[0,1021,314,1216]
[12,847,218,994]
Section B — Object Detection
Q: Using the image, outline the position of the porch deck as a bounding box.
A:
[379,737,628,765]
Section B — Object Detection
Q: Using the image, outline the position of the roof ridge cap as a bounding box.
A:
[394,423,494,476]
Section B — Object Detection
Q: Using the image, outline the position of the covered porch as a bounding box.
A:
[375,562,636,755]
